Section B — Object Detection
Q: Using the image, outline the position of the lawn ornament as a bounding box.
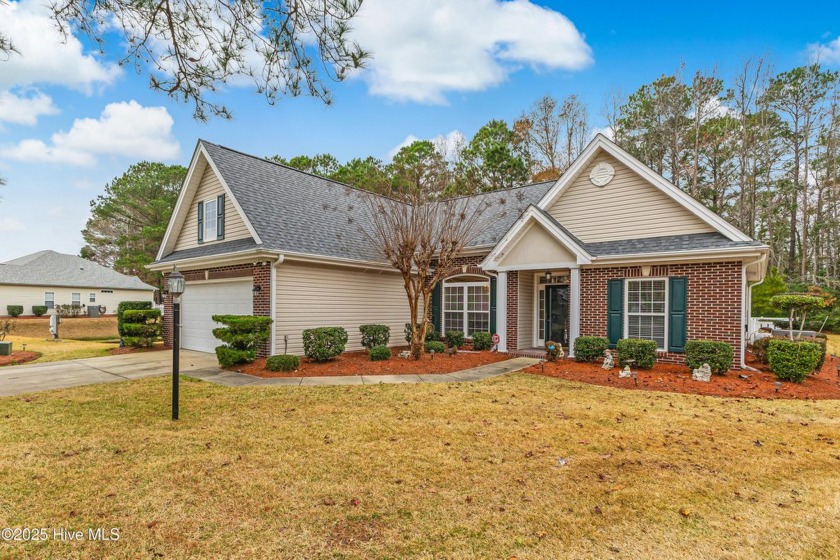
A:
[619,365,633,379]
[545,341,563,362]
[691,363,712,382]
[602,349,614,370]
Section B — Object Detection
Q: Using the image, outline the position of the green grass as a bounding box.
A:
[4,335,117,363]
[1,374,839,558]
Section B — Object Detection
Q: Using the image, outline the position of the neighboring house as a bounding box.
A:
[0,251,155,316]
[149,136,769,367]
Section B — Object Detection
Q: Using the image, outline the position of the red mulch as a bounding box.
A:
[232,347,510,378]
[524,352,840,400]
[0,351,41,366]
[109,343,168,356]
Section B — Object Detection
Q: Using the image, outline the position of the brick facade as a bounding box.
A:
[506,270,519,351]
[163,262,273,358]
[580,261,743,365]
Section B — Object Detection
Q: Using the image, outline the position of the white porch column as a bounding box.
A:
[569,266,581,358]
[497,271,507,352]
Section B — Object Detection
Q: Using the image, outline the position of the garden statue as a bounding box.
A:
[545,341,564,362]
[619,365,633,379]
[398,350,411,359]
[692,363,712,382]
[602,349,614,370]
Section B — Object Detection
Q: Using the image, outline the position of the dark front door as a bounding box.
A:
[545,285,570,347]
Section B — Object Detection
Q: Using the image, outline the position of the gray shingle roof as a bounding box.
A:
[0,251,155,290]
[585,232,764,256]
[156,238,260,264]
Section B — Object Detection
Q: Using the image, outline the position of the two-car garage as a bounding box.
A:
[179,280,253,353]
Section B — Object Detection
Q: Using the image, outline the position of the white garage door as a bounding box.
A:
[180,280,253,353]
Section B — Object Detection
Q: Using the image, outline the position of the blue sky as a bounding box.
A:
[1,0,839,261]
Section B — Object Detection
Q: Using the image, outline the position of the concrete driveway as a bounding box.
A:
[0,350,220,397]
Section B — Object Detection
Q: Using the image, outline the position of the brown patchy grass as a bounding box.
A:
[3,336,117,363]
[9,317,118,340]
[827,333,840,355]
[0,374,839,559]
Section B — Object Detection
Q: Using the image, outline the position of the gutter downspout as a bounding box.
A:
[270,255,285,356]
[741,253,768,372]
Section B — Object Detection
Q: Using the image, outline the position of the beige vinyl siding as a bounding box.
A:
[518,272,535,349]
[274,261,412,355]
[173,165,252,251]
[0,285,153,316]
[548,152,715,243]
[498,223,577,268]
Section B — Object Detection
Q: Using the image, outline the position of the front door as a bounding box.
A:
[545,285,570,347]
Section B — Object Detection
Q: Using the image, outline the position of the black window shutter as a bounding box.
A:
[489,276,497,335]
[607,279,623,348]
[431,282,442,334]
[197,200,204,243]
[216,194,225,240]
[668,277,688,353]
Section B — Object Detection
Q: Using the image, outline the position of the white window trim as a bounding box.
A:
[71,292,81,306]
[89,293,96,303]
[442,279,490,338]
[44,291,54,308]
[203,197,218,241]
[624,277,669,352]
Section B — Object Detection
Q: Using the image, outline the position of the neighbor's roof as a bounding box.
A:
[0,251,155,290]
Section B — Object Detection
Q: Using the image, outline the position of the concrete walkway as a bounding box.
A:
[186,356,540,387]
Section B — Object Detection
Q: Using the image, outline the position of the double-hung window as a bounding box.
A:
[625,279,667,350]
[89,293,96,303]
[72,293,81,306]
[203,198,217,241]
[443,280,490,337]
[44,292,54,309]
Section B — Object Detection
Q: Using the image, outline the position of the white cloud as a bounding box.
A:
[0,0,121,92]
[350,0,592,103]
[0,90,59,126]
[590,126,615,141]
[2,100,180,166]
[387,130,466,161]
[387,134,421,160]
[808,35,840,65]
[0,217,25,233]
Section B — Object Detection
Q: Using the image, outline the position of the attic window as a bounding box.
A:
[203,198,217,240]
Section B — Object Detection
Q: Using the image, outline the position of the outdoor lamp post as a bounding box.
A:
[168,267,185,420]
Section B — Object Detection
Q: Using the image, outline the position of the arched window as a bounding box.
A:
[442,275,490,337]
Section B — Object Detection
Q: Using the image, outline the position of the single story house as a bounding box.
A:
[149,135,769,366]
[0,251,155,316]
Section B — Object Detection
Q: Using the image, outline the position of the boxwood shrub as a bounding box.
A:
[31,305,47,317]
[266,354,300,372]
[404,323,439,343]
[120,308,162,347]
[574,336,609,362]
[472,331,492,351]
[212,315,273,367]
[685,340,733,375]
[616,338,657,369]
[767,339,823,382]
[445,330,465,350]
[302,326,348,362]
[6,305,23,317]
[359,324,390,349]
[426,340,446,353]
[216,347,253,368]
[117,301,153,337]
[369,345,391,361]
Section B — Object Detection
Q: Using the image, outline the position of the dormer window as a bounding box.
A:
[197,194,225,243]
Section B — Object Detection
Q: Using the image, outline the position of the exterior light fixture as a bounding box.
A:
[545,271,552,282]
[252,284,262,295]
[168,266,185,421]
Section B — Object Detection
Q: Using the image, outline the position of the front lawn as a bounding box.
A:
[3,336,118,363]
[1,375,838,558]
[9,316,118,340]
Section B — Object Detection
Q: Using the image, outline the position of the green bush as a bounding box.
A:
[815,335,828,370]
[574,336,609,362]
[404,323,439,343]
[211,315,273,367]
[117,301,152,336]
[472,331,492,351]
[685,340,733,375]
[426,340,446,353]
[6,305,23,317]
[750,337,771,363]
[56,304,83,318]
[215,347,253,368]
[359,324,390,349]
[617,338,657,369]
[266,354,300,372]
[302,327,348,361]
[369,345,391,361]
[445,330,465,350]
[31,305,47,317]
[767,339,822,382]
[120,308,161,347]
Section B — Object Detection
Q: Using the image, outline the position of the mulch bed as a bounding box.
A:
[525,352,840,400]
[108,343,168,356]
[232,347,510,378]
[0,351,41,367]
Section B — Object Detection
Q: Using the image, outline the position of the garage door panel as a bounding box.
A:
[180,281,253,353]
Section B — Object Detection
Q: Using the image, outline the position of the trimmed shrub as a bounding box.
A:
[266,354,300,372]
[685,340,733,375]
[815,335,828,370]
[6,305,23,317]
[56,304,83,318]
[404,323,439,343]
[574,336,609,362]
[617,338,657,369]
[472,331,492,351]
[302,326,348,362]
[767,339,822,382]
[117,301,152,336]
[359,324,390,349]
[426,340,446,353]
[750,337,771,364]
[445,330,465,350]
[212,315,273,367]
[31,305,47,317]
[369,345,391,361]
[120,308,161,347]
